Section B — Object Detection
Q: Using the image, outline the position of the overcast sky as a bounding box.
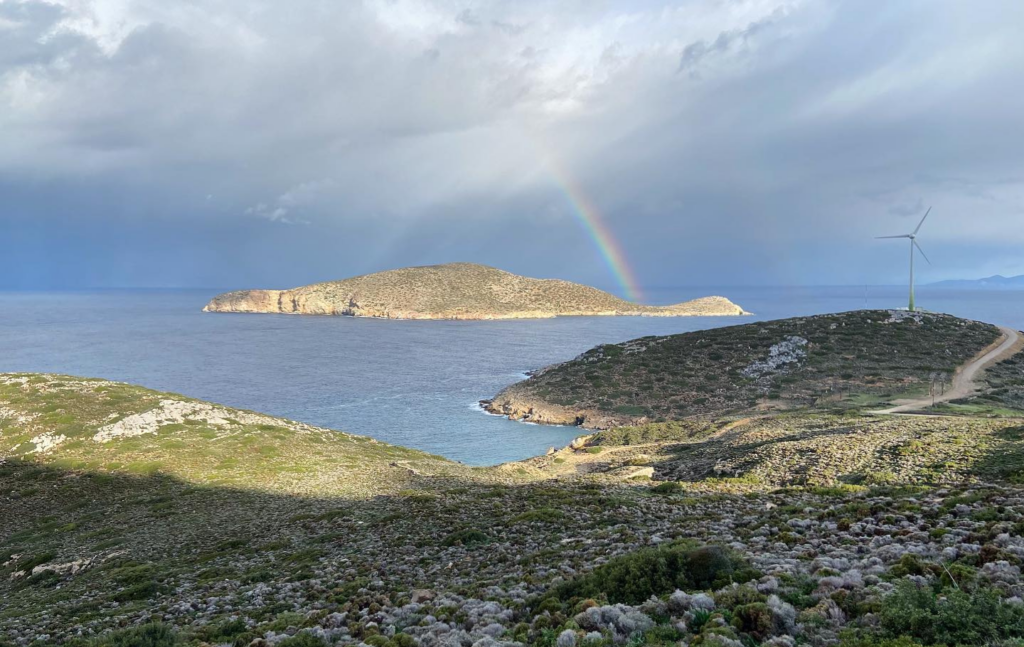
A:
[2,0,1023,293]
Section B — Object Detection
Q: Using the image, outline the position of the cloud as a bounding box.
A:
[245,179,338,225]
[2,0,1024,289]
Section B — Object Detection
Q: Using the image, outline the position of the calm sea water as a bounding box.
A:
[0,286,1021,465]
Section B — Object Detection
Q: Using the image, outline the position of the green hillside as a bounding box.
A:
[5,371,1024,647]
[487,310,1001,427]
[0,374,466,497]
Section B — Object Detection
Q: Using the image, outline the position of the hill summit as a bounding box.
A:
[203,263,748,320]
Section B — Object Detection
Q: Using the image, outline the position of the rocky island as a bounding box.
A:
[202,263,748,320]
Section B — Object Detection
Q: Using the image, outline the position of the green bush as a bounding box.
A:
[888,554,928,578]
[879,580,1024,645]
[732,602,773,640]
[651,482,683,494]
[686,546,742,589]
[276,633,328,647]
[441,529,490,547]
[89,623,179,647]
[199,618,248,642]
[109,563,157,585]
[838,636,921,647]
[113,581,159,602]
[512,508,566,523]
[15,551,55,572]
[556,543,742,604]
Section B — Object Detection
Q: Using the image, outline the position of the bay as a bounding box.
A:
[0,285,1020,465]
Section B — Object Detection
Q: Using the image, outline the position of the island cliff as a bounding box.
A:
[202,263,749,320]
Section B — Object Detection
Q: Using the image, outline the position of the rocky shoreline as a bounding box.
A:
[478,397,623,429]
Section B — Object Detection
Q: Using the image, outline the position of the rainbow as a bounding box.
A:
[543,155,643,302]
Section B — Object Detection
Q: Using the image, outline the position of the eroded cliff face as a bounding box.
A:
[202,290,288,313]
[202,264,750,320]
[481,391,634,429]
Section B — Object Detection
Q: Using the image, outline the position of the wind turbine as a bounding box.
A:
[877,207,932,312]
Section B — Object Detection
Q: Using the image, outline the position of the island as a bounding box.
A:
[202,262,749,319]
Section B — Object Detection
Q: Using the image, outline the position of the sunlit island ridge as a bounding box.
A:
[202,263,749,320]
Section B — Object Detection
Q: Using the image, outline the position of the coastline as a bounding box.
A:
[202,306,753,321]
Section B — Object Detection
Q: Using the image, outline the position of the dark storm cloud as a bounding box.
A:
[1,0,1023,289]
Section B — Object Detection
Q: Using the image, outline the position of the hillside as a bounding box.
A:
[0,374,470,496]
[202,263,748,320]
[6,372,1024,646]
[518,413,1024,488]
[930,274,1024,289]
[485,310,1003,428]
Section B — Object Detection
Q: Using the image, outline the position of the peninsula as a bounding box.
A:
[202,263,748,320]
[485,310,1010,428]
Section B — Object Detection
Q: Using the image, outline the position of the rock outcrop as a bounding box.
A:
[202,263,749,320]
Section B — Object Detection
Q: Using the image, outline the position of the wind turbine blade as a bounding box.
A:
[914,239,931,265]
[875,235,910,239]
[913,206,932,235]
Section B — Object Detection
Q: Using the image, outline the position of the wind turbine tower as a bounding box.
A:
[876,207,932,312]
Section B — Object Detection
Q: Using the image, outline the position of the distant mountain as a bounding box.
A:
[203,262,749,320]
[929,274,1024,289]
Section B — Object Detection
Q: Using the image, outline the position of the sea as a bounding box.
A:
[1,285,1021,466]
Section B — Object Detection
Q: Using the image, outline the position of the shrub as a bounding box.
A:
[732,602,773,640]
[837,636,921,647]
[513,508,566,523]
[113,581,159,602]
[15,551,55,572]
[556,544,742,604]
[276,633,328,647]
[888,554,928,578]
[199,618,248,642]
[109,563,156,585]
[651,482,682,494]
[23,569,61,588]
[441,529,490,547]
[690,609,712,633]
[89,623,178,647]
[879,580,1024,645]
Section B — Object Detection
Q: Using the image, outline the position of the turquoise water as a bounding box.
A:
[0,286,1021,465]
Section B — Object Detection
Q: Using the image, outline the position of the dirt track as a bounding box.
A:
[874,325,1022,414]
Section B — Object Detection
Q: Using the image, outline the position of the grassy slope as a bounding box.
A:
[489,310,1000,427]
[0,374,471,497]
[5,372,1024,646]
[526,413,1024,489]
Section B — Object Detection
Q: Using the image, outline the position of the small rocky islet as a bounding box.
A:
[201,263,749,320]
[3,310,1024,647]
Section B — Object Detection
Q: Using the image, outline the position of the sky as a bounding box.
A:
[2,0,1024,294]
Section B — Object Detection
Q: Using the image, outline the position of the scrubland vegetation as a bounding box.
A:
[488,311,1001,427]
[4,311,1024,646]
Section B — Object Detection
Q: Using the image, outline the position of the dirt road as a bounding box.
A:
[874,325,1021,414]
